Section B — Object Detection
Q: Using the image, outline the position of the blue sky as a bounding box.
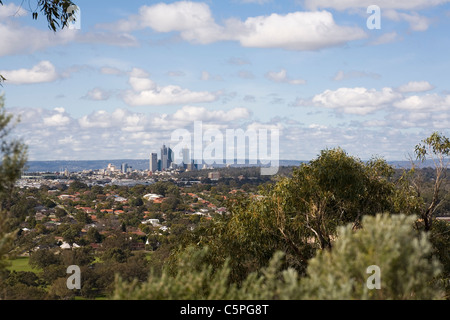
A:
[1,0,450,162]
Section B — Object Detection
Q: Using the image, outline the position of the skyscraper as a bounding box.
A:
[182,146,190,167]
[161,145,168,171]
[161,144,174,170]
[150,153,158,172]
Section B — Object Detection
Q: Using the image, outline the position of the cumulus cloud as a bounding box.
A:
[233,11,366,50]
[172,106,251,122]
[43,113,72,127]
[393,94,450,112]
[9,103,449,162]
[0,6,136,58]
[303,0,450,11]
[294,83,450,131]
[0,61,59,84]
[0,22,76,57]
[99,2,367,51]
[396,81,435,93]
[122,68,218,106]
[310,87,402,115]
[10,105,255,160]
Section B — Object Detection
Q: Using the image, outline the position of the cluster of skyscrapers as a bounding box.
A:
[149,144,197,173]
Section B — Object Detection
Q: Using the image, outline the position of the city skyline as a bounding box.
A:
[1,1,449,162]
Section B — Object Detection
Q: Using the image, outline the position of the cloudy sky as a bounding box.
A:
[1,0,450,162]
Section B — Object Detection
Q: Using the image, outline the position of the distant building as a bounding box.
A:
[121,163,129,174]
[161,144,174,171]
[208,172,220,180]
[182,147,190,167]
[150,153,158,172]
[186,161,198,171]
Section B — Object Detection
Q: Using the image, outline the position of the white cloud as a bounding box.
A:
[311,87,402,115]
[0,61,59,84]
[43,113,71,127]
[265,69,306,85]
[238,0,272,4]
[396,81,435,93]
[304,0,450,11]
[393,94,450,111]
[100,2,367,51]
[10,104,450,161]
[171,106,251,122]
[123,68,217,106]
[0,22,75,57]
[233,11,367,50]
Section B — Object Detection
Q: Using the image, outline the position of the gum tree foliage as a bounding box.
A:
[0,0,77,266]
[0,96,28,271]
[0,0,76,32]
[0,0,77,85]
[113,214,444,300]
[414,132,450,231]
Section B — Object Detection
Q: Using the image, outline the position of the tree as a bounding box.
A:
[0,96,28,271]
[284,148,396,250]
[0,0,77,32]
[414,132,450,231]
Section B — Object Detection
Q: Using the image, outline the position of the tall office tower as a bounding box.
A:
[168,146,174,167]
[161,144,174,170]
[182,146,190,168]
[150,153,158,172]
[121,163,129,174]
[161,144,168,170]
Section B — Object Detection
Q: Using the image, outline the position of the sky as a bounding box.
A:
[1,0,450,162]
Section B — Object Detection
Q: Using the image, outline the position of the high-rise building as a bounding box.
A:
[161,144,174,170]
[182,147,190,167]
[121,163,129,174]
[150,153,158,172]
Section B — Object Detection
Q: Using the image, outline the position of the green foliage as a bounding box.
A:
[429,220,450,298]
[415,132,450,163]
[114,214,445,300]
[32,0,77,32]
[113,246,301,300]
[301,214,444,300]
[413,132,450,231]
[0,96,28,271]
[286,148,397,249]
